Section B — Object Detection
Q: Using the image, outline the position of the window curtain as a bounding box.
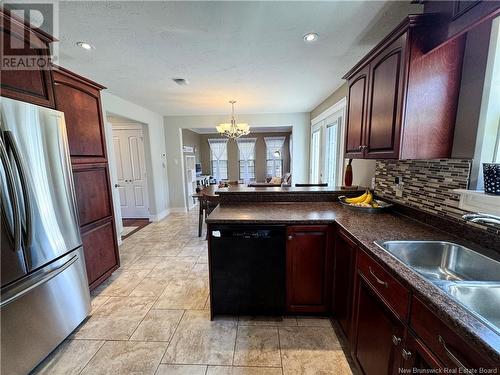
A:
[208,138,228,181]
[265,136,285,177]
[236,138,256,183]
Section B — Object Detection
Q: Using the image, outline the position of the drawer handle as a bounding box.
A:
[369,266,388,288]
[438,335,470,373]
[402,349,412,360]
[392,335,401,346]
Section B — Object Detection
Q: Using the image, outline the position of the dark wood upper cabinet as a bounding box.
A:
[53,67,107,163]
[333,228,357,339]
[345,67,369,157]
[365,34,406,158]
[344,15,465,160]
[286,225,333,313]
[0,12,55,108]
[423,1,500,39]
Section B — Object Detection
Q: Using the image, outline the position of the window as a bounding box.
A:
[265,136,285,178]
[208,138,228,181]
[310,127,321,183]
[325,118,340,187]
[310,98,345,186]
[237,138,256,182]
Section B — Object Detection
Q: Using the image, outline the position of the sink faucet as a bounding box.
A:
[462,213,500,226]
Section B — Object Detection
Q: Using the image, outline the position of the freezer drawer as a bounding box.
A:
[0,247,91,375]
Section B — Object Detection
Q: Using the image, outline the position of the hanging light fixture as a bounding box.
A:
[216,100,250,139]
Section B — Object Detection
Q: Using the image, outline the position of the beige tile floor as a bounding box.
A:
[31,211,353,375]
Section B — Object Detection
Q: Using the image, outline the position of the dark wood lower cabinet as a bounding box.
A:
[402,333,443,371]
[334,226,497,375]
[286,225,333,313]
[333,228,356,338]
[352,275,404,375]
[81,218,119,289]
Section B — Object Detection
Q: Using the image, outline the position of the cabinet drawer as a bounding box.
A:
[357,249,409,319]
[410,296,494,370]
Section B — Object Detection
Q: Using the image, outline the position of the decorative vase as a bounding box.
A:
[483,163,500,195]
[344,159,353,187]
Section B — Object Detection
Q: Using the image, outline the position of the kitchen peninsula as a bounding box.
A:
[206,199,500,371]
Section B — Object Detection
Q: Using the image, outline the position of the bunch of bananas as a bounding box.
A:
[344,190,380,208]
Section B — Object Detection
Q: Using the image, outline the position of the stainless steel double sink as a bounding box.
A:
[375,240,500,334]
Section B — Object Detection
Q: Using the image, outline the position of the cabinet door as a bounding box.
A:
[0,26,55,108]
[72,164,113,227]
[53,70,107,163]
[402,333,443,371]
[345,66,369,158]
[352,275,404,375]
[81,218,119,288]
[333,229,357,338]
[365,34,407,159]
[286,225,332,313]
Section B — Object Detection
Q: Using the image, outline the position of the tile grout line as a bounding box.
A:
[277,326,284,374]
[231,322,239,366]
[76,339,106,375]
[159,308,187,365]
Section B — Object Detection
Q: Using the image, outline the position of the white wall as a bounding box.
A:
[101,92,170,220]
[164,112,310,210]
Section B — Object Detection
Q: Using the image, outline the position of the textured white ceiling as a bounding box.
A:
[57,1,421,115]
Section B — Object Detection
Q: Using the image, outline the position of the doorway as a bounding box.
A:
[112,124,150,218]
[310,98,346,186]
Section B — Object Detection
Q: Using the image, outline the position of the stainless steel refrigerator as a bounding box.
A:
[0,97,91,375]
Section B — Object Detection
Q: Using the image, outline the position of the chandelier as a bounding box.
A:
[216,100,250,139]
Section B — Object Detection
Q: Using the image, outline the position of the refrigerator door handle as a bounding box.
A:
[4,130,32,248]
[0,254,78,308]
[0,136,22,253]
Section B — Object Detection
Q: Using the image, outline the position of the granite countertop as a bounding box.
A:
[206,202,500,362]
[215,186,366,195]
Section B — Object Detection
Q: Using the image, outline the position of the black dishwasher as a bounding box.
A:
[209,225,286,316]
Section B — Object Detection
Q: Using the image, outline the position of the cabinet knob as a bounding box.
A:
[287,235,293,240]
[402,349,412,360]
[392,335,401,346]
[358,145,363,150]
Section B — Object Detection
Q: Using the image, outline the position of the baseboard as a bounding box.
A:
[169,207,188,214]
[150,209,170,222]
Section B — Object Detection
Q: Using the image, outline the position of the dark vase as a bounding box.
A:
[483,163,500,195]
[344,159,353,187]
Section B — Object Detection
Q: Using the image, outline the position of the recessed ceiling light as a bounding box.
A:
[303,33,319,42]
[76,41,94,50]
[172,78,189,86]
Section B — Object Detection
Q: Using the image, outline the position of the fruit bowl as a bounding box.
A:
[338,192,393,213]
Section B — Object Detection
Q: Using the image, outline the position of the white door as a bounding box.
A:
[310,124,322,183]
[324,112,342,187]
[105,122,124,242]
[112,126,150,218]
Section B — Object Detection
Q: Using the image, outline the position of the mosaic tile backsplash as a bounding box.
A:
[375,159,472,221]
